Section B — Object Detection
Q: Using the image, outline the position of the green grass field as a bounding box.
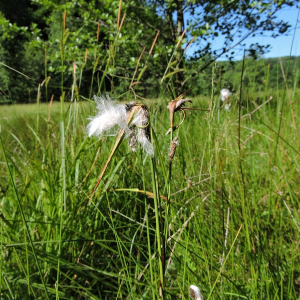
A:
[0,89,299,299]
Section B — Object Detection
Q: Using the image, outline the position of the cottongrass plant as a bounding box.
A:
[87,95,154,204]
[87,95,153,156]
[220,88,232,111]
[190,285,204,300]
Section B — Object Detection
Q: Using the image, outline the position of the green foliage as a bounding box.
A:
[0,87,299,298]
[0,0,168,103]
[0,0,299,103]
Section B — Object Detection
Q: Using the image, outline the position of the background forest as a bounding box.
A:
[0,0,299,104]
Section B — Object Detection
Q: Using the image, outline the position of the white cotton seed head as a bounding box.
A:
[87,95,128,138]
[130,106,153,156]
[190,285,203,300]
[87,96,154,156]
[220,88,232,101]
[136,128,154,157]
[131,106,149,127]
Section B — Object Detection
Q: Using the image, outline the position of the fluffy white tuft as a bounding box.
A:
[87,96,154,156]
[220,88,232,101]
[87,95,128,138]
[190,285,203,300]
[131,107,154,156]
[136,128,154,156]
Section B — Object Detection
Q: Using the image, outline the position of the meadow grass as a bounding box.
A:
[0,4,299,298]
[0,87,299,299]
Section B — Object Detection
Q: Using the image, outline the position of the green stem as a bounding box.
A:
[150,127,164,298]
[0,134,50,300]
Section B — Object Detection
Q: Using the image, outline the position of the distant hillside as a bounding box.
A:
[185,56,300,97]
[218,56,300,92]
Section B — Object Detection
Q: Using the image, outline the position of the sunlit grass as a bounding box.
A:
[0,89,299,299]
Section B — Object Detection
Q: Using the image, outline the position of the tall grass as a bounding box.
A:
[1,86,299,299]
[0,6,300,300]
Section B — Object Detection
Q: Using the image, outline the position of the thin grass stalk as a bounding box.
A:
[140,150,156,300]
[279,57,297,130]
[60,10,67,95]
[79,48,88,89]
[161,29,186,85]
[149,30,160,56]
[119,13,126,32]
[36,84,40,132]
[24,224,30,295]
[90,52,100,99]
[0,218,2,297]
[56,120,66,300]
[98,9,127,95]
[0,134,50,300]
[71,61,78,137]
[239,52,251,250]
[44,45,48,102]
[183,36,195,55]
[96,21,100,44]
[150,126,164,298]
[208,63,216,279]
[273,7,299,165]
[220,206,230,296]
[130,47,146,89]
[206,224,243,300]
[106,197,133,296]
[117,0,122,31]
[88,106,139,205]
[3,276,14,299]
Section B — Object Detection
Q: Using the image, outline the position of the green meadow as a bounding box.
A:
[0,86,299,299]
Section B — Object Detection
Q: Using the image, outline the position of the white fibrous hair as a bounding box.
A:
[131,106,154,157]
[136,128,154,157]
[220,88,232,101]
[87,95,129,138]
[190,285,204,300]
[87,95,154,156]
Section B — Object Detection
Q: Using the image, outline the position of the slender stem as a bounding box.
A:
[88,106,139,205]
[0,134,50,300]
[150,127,164,298]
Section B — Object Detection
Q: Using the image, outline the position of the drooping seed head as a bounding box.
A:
[190,285,203,300]
[87,96,154,156]
[168,136,179,160]
[220,88,232,102]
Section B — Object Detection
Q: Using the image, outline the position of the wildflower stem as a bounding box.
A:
[88,106,139,205]
[150,126,164,299]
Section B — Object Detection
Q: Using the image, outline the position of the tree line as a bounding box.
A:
[0,0,298,104]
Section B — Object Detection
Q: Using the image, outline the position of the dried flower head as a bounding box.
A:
[87,95,154,156]
[220,88,232,102]
[130,105,154,157]
[190,285,203,300]
[168,136,179,160]
[166,88,208,135]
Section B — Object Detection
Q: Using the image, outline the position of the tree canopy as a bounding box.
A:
[0,0,298,103]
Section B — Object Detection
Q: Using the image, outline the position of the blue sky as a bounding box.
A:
[185,4,300,60]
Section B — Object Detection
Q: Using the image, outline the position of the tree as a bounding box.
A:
[0,0,166,103]
[0,0,298,103]
[147,0,297,93]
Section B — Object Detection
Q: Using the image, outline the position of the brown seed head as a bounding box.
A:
[168,136,179,160]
